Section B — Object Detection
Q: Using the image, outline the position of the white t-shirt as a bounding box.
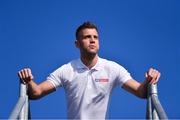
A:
[46,57,132,119]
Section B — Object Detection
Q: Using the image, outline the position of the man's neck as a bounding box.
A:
[80,54,98,69]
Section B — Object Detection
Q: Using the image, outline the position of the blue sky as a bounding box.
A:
[0,0,179,119]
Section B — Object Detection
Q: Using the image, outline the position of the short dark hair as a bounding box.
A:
[76,21,98,40]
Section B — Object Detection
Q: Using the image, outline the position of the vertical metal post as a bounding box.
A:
[9,82,30,120]
[19,83,29,120]
[150,84,159,119]
[147,84,159,120]
[147,83,168,120]
[147,92,152,120]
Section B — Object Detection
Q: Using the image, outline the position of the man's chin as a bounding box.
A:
[86,51,98,56]
[81,48,99,56]
[88,50,98,54]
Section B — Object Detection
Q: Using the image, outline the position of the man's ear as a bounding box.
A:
[75,40,79,48]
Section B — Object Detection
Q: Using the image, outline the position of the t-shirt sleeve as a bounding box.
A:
[46,65,65,90]
[114,63,132,87]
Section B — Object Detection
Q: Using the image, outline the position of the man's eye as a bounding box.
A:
[94,36,98,39]
[83,35,98,39]
[84,35,91,39]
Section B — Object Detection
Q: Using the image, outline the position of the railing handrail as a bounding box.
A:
[9,83,29,120]
[147,84,168,120]
[9,81,167,119]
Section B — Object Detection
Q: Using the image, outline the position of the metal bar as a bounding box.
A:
[147,84,168,120]
[146,93,152,120]
[20,83,27,97]
[151,94,168,119]
[28,102,31,119]
[149,84,159,119]
[9,83,30,120]
[8,97,26,119]
[152,102,159,119]
[19,96,29,119]
[147,84,157,119]
[19,83,29,119]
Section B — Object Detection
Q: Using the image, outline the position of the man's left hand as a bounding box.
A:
[145,68,161,84]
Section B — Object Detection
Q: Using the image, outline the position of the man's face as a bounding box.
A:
[76,28,99,55]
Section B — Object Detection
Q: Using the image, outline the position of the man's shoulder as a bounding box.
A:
[99,57,120,67]
[64,58,84,71]
[52,58,79,71]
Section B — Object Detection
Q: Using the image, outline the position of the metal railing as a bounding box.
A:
[9,82,167,119]
[9,83,30,120]
[146,84,168,120]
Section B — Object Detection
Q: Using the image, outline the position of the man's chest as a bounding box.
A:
[62,69,114,99]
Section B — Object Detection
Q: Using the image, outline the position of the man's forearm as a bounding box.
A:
[139,80,149,99]
[27,81,42,100]
[18,68,55,100]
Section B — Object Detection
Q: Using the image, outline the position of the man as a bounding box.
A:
[18,22,161,119]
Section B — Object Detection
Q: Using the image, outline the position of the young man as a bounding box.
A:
[18,22,161,119]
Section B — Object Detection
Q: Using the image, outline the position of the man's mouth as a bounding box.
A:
[89,45,96,48]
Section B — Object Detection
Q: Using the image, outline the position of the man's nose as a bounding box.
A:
[90,37,95,43]
[90,36,95,41]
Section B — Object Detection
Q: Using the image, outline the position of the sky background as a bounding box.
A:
[0,0,180,119]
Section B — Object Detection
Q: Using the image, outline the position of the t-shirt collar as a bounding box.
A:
[76,56,101,71]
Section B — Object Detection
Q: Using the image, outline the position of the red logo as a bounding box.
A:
[95,78,109,82]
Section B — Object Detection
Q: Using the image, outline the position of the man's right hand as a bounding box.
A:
[18,68,34,84]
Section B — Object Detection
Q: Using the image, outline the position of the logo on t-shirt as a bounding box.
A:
[95,78,109,82]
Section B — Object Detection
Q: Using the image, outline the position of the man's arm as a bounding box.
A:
[122,68,161,99]
[18,68,56,100]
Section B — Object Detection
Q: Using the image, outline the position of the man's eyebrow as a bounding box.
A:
[83,35,91,37]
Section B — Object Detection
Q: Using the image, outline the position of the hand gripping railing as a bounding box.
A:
[146,84,168,120]
[9,83,30,120]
